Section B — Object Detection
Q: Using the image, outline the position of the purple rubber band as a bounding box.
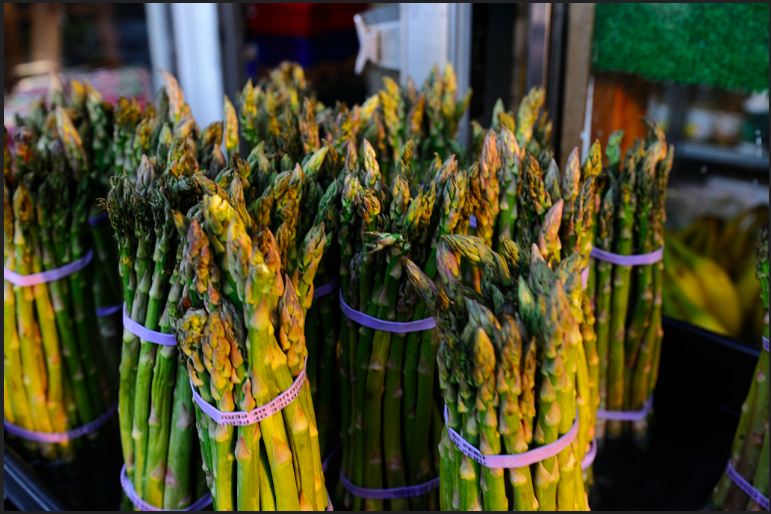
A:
[123,303,177,346]
[88,211,110,227]
[339,290,436,334]
[4,401,117,443]
[596,396,654,421]
[339,473,440,500]
[581,438,597,471]
[581,265,589,289]
[314,277,341,300]
[191,357,308,427]
[590,246,664,267]
[97,304,122,318]
[725,460,769,510]
[322,441,342,473]
[4,249,93,287]
[444,405,579,469]
[469,215,478,229]
[121,465,213,511]
[763,336,769,353]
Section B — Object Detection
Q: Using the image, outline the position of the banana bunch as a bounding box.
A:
[663,205,769,344]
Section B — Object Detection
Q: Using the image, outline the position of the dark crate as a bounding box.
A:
[590,316,761,510]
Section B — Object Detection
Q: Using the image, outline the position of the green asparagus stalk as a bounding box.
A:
[606,148,639,438]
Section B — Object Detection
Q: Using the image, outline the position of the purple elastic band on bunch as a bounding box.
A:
[314,277,341,300]
[590,246,664,267]
[4,249,94,287]
[97,305,122,318]
[725,460,769,510]
[340,473,440,500]
[120,465,213,512]
[596,396,654,421]
[123,303,177,346]
[581,438,597,471]
[763,336,769,353]
[322,441,343,473]
[444,405,579,469]
[4,401,117,443]
[88,211,110,228]
[191,357,308,427]
[340,291,436,334]
[469,215,478,229]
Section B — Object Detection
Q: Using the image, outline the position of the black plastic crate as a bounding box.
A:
[591,316,761,510]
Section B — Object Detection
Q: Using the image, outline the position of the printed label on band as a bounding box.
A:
[444,406,579,469]
[88,211,110,227]
[322,441,343,473]
[763,336,769,353]
[725,460,769,510]
[97,304,122,318]
[123,303,177,346]
[596,396,654,422]
[590,246,664,267]
[339,472,440,500]
[581,438,597,471]
[340,290,436,334]
[4,249,94,287]
[121,465,213,512]
[314,277,341,300]
[191,357,307,427]
[4,401,117,443]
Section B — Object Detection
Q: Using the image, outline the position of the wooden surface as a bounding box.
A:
[559,3,595,169]
[590,72,651,158]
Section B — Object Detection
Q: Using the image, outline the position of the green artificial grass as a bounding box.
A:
[592,3,769,93]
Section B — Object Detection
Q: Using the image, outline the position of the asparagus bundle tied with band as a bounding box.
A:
[5,107,115,462]
[404,234,593,511]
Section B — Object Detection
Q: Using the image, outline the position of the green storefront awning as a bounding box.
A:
[592,3,769,93]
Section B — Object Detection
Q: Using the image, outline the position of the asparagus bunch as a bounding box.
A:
[710,225,769,511]
[590,122,674,443]
[336,135,476,511]
[404,233,592,511]
[4,108,114,463]
[176,168,329,510]
[13,74,125,386]
[104,73,209,510]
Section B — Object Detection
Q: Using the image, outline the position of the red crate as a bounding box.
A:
[245,3,368,37]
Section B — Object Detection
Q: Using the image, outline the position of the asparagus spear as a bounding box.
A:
[623,142,662,403]
[606,147,639,438]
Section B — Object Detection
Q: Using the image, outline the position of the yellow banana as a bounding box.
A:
[662,247,708,311]
[664,276,731,336]
[666,234,743,338]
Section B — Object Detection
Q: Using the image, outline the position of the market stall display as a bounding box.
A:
[3,4,768,511]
